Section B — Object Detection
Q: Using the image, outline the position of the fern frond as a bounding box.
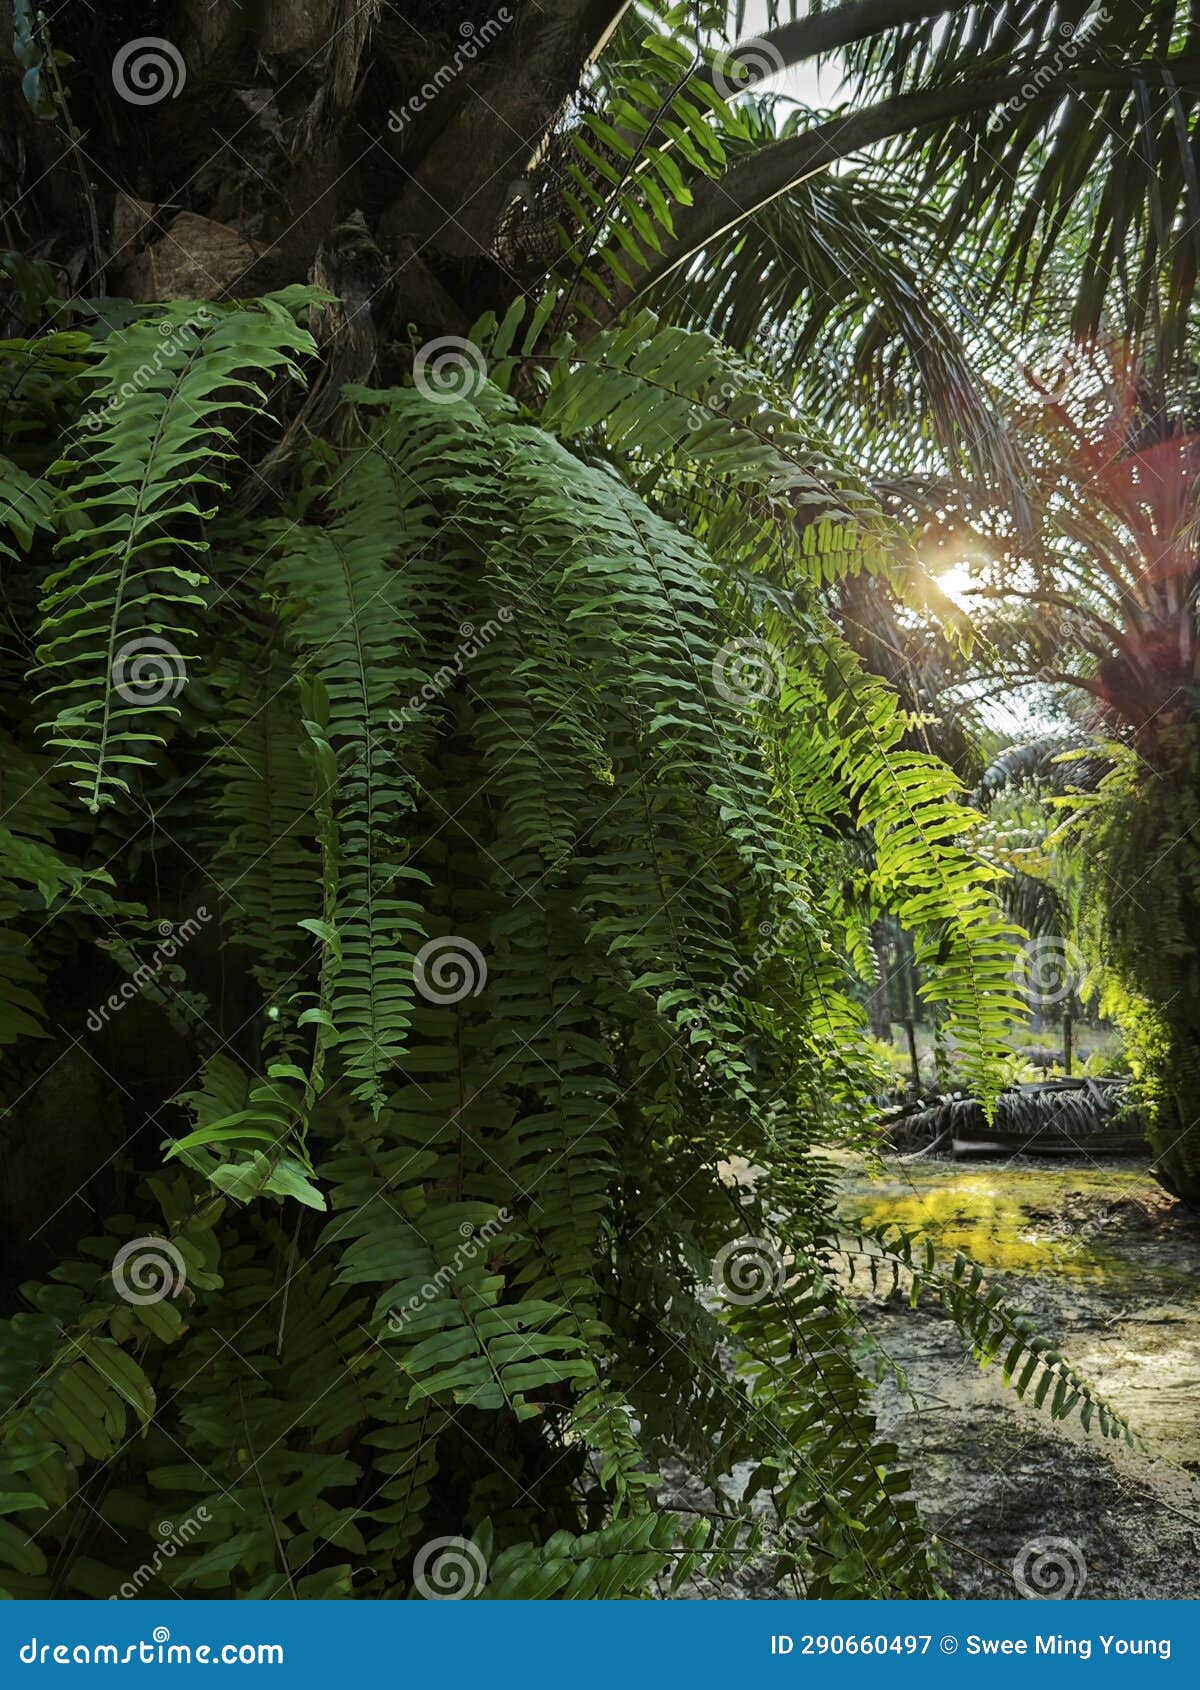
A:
[32,294,316,810]
[848,1220,1140,1446]
[265,443,438,1112]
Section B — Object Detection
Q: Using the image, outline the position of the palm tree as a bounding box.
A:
[6,1,1199,348]
[902,350,1200,1201]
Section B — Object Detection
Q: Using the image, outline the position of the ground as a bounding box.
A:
[847,1157,1200,1599]
[668,1156,1200,1599]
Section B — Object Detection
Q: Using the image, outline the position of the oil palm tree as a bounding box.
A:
[909,350,1200,1202]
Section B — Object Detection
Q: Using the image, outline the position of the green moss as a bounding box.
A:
[840,1163,1155,1281]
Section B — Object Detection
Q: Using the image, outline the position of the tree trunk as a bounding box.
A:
[1,1,627,342]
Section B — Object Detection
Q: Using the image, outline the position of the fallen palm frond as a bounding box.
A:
[886,1077,1147,1155]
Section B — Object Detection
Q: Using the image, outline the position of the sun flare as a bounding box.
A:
[935,563,981,610]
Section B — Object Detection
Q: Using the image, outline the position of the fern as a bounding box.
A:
[32,293,317,810]
[847,1220,1139,1446]
[0,452,51,560]
[0,298,1132,1602]
[0,730,113,1045]
[264,441,439,1112]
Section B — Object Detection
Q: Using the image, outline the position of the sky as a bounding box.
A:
[735,2,845,107]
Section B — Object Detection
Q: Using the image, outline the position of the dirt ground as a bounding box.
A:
[665,1156,1200,1599]
[843,1157,1200,1598]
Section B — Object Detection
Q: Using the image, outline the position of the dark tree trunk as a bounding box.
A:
[2,2,627,340]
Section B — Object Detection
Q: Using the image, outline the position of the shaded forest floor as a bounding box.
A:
[846,1159,1200,1598]
[668,1158,1200,1598]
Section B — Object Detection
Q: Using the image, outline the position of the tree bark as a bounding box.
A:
[381,0,631,257]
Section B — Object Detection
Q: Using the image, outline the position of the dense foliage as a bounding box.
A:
[0,280,1141,1597]
[1,0,1185,1600]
